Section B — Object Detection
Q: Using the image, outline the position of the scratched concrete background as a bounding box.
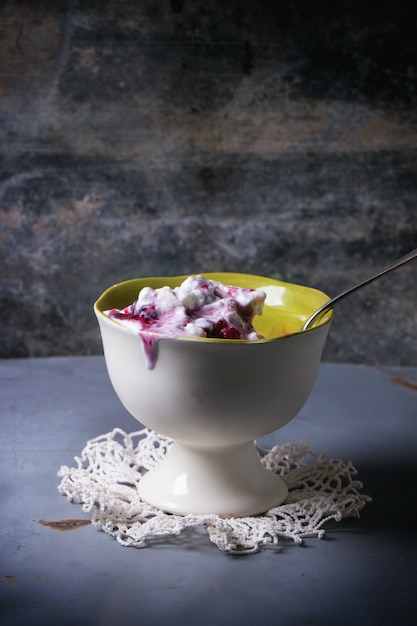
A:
[1,0,416,364]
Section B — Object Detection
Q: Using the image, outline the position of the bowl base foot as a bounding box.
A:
[138,440,288,516]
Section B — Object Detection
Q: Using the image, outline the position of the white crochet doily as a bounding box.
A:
[58,428,370,555]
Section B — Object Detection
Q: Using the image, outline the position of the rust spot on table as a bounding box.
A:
[37,518,91,531]
[389,376,417,392]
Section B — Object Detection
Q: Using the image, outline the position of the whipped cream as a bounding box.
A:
[105,275,266,369]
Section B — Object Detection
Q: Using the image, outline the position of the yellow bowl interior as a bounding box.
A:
[95,272,332,340]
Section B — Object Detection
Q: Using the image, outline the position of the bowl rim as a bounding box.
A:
[94,271,333,342]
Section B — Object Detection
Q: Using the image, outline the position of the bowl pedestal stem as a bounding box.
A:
[138,439,288,517]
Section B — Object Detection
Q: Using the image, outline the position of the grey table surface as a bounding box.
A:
[1,356,416,626]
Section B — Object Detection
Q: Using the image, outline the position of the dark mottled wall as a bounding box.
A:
[1,0,416,364]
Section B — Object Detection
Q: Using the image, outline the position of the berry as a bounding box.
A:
[136,305,158,324]
[221,326,241,339]
[213,319,241,339]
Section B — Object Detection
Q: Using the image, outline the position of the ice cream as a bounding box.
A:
[105,275,266,369]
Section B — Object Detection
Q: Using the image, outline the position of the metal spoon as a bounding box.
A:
[302,247,417,331]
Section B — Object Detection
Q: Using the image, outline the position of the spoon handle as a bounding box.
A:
[302,247,417,331]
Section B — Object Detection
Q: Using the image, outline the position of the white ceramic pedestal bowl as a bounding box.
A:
[94,272,332,517]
